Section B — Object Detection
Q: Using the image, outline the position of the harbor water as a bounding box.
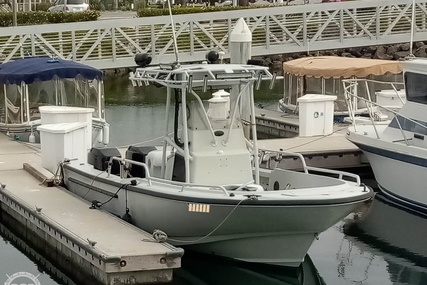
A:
[1,77,427,285]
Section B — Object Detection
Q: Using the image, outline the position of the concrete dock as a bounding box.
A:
[0,133,183,284]
[255,108,367,170]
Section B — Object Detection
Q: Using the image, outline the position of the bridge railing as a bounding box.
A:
[0,0,426,69]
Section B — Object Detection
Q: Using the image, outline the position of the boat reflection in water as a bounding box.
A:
[1,209,325,285]
[345,193,427,284]
[172,252,325,285]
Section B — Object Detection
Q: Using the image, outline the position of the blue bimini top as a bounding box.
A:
[0,57,103,84]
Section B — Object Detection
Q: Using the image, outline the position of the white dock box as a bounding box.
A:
[39,106,94,150]
[297,94,337,137]
[37,122,87,174]
[375,89,406,107]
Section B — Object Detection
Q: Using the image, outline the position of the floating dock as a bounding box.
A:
[0,133,183,285]
[255,108,368,171]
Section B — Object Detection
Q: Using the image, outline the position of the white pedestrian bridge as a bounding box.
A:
[0,0,426,69]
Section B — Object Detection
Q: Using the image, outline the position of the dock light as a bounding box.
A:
[206,51,219,64]
[134,53,152,67]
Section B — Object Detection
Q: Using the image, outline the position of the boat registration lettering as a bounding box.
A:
[188,203,210,213]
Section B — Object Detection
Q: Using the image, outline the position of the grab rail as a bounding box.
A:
[305,166,361,185]
[342,78,427,146]
[107,156,230,196]
[259,149,361,185]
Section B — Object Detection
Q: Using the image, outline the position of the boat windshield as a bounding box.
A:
[405,72,427,105]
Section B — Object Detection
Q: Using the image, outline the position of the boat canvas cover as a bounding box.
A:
[283,56,402,78]
[0,57,103,84]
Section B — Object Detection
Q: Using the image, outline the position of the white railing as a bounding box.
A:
[107,156,231,196]
[342,78,425,146]
[343,78,405,121]
[259,149,361,184]
[1,0,427,69]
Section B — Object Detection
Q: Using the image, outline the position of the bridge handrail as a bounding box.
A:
[0,0,426,69]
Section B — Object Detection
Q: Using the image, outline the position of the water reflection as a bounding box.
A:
[343,194,427,285]
[0,212,101,285]
[172,252,325,285]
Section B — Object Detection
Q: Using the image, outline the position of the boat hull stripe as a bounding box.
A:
[378,184,427,215]
[355,143,427,168]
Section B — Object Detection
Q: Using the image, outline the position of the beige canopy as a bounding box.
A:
[283,56,402,78]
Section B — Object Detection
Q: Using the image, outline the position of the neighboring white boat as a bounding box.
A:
[60,60,373,267]
[346,58,427,214]
[0,57,109,146]
[279,56,404,119]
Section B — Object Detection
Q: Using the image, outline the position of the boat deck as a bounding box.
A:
[0,133,182,284]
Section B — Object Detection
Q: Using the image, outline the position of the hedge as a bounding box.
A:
[0,11,100,27]
[137,6,252,17]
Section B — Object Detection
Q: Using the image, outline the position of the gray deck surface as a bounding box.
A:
[0,133,179,258]
[255,108,359,154]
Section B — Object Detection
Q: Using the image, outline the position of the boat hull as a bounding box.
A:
[347,124,427,214]
[358,145,427,213]
[63,163,371,267]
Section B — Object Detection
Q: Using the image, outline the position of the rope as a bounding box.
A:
[153,229,168,242]
[82,169,108,199]
[279,124,349,152]
[115,131,175,149]
[97,184,128,207]
[157,197,253,244]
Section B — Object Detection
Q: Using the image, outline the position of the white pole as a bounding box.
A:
[229,18,252,64]
[167,0,180,63]
[410,0,416,55]
[12,0,17,26]
[4,85,8,123]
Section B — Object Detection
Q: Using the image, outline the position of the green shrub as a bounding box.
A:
[90,0,105,10]
[0,11,100,27]
[35,2,53,11]
[137,5,250,17]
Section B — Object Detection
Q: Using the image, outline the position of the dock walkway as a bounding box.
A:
[0,133,182,284]
[255,108,366,170]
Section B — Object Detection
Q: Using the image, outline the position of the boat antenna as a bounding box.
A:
[409,0,416,56]
[167,0,180,64]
